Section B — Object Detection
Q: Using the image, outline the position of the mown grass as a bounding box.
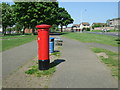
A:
[62,32,119,46]
[25,65,56,77]
[1,35,37,52]
[25,51,61,77]
[50,51,61,57]
[91,47,119,79]
[25,44,62,77]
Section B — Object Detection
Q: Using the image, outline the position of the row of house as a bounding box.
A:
[62,18,120,32]
[72,22,90,32]
[106,18,120,30]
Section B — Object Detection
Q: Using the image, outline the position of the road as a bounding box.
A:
[2,40,37,79]
[84,31,119,37]
[49,37,118,88]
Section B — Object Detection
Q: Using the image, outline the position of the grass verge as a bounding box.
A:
[91,47,119,79]
[1,35,37,52]
[25,47,61,77]
[62,32,119,46]
[25,65,56,77]
[50,51,61,57]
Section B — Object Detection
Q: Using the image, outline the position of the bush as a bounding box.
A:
[86,28,90,31]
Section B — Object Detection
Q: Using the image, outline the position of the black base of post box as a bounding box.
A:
[38,60,50,70]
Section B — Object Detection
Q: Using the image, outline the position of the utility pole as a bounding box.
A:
[80,9,87,33]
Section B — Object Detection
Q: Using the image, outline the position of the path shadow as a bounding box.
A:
[115,38,120,41]
[50,59,66,68]
[114,38,120,44]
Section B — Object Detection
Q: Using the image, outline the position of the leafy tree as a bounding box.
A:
[2,3,15,35]
[0,4,2,26]
[13,2,30,34]
[50,24,58,32]
[14,23,23,33]
[92,23,107,29]
[6,28,12,34]
[56,7,74,32]
[13,2,58,35]
[93,24,102,27]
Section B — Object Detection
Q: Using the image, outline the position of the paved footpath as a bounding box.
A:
[2,40,37,79]
[49,37,118,88]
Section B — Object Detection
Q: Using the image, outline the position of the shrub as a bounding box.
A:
[86,28,90,31]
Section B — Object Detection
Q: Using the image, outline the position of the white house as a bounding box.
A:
[0,28,2,32]
[72,22,90,32]
[80,22,90,30]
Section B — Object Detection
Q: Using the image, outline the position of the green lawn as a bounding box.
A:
[91,47,119,79]
[61,32,119,79]
[1,35,37,52]
[62,32,119,46]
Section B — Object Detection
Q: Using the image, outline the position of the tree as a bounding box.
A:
[14,23,23,33]
[56,7,74,32]
[92,23,107,29]
[0,4,2,26]
[93,24,102,27]
[13,2,59,35]
[13,2,30,34]
[2,3,15,35]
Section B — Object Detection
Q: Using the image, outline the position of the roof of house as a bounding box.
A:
[112,18,120,20]
[92,23,106,25]
[66,27,72,28]
[73,24,80,27]
[81,22,90,25]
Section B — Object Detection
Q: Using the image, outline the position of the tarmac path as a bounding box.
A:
[49,37,118,88]
[2,40,37,79]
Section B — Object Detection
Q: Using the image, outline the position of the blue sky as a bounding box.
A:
[59,2,118,26]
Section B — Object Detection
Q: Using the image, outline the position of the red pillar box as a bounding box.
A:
[36,24,51,70]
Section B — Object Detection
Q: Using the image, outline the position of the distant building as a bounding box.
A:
[24,28,37,33]
[72,24,80,32]
[92,27,114,31]
[92,23,107,27]
[80,22,90,30]
[106,18,120,30]
[91,23,110,31]
[72,22,90,32]
[64,27,72,32]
